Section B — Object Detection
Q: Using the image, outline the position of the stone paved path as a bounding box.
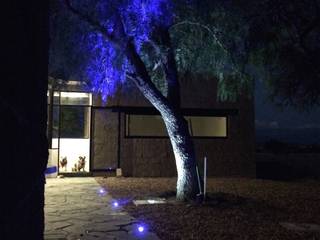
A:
[45,177,160,240]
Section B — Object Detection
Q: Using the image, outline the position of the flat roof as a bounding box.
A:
[108,106,238,116]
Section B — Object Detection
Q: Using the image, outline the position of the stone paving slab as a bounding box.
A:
[45,178,160,240]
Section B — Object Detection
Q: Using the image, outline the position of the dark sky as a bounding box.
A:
[255,80,320,129]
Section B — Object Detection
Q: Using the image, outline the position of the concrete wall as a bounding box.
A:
[91,76,255,177]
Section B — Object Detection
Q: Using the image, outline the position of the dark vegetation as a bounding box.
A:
[257,140,320,154]
[256,140,320,181]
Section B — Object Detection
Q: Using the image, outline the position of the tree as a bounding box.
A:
[1,1,48,239]
[50,0,320,201]
[51,0,201,201]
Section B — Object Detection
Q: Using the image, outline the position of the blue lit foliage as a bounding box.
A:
[83,0,174,101]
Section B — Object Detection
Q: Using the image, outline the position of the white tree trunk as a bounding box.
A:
[125,41,199,200]
[161,110,199,200]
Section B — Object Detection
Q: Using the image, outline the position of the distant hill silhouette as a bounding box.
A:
[256,128,320,145]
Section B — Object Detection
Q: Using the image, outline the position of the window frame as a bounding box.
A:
[124,113,229,139]
[47,90,93,146]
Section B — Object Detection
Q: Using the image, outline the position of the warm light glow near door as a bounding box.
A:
[57,92,92,173]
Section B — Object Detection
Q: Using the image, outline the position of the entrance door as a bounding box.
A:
[59,105,91,173]
[56,92,92,174]
[91,108,119,171]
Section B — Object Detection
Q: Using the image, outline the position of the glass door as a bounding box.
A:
[58,92,92,174]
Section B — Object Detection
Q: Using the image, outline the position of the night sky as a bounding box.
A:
[255,81,320,144]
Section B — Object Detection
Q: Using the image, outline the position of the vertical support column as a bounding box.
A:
[47,87,54,148]
[117,111,122,177]
[204,156,207,201]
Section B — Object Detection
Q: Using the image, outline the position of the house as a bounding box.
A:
[46,76,255,178]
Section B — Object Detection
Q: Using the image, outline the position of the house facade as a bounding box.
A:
[46,76,255,178]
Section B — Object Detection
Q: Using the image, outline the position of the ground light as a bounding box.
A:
[97,188,107,196]
[135,223,148,236]
[138,226,144,233]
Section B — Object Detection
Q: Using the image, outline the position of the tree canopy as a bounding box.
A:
[50,0,320,106]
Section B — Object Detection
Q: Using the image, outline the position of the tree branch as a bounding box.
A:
[170,20,228,54]
[64,0,119,46]
[64,0,176,114]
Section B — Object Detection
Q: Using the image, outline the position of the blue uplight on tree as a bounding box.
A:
[83,0,173,101]
[61,0,200,201]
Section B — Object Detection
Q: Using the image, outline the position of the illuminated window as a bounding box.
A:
[125,114,227,138]
[60,92,92,105]
[186,116,227,137]
[126,114,167,137]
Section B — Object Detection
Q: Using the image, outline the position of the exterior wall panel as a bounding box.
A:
[91,109,118,170]
[90,76,255,178]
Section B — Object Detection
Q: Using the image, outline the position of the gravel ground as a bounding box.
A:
[96,177,320,240]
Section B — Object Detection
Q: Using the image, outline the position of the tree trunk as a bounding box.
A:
[125,41,199,200]
[1,2,48,239]
[161,109,200,200]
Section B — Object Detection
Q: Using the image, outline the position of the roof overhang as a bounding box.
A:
[108,106,238,116]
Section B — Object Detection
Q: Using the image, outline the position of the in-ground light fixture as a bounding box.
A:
[138,225,144,233]
[97,188,107,196]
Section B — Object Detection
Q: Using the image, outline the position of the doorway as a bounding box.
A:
[47,91,92,175]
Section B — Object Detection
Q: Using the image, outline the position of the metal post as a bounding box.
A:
[204,156,207,201]
[196,166,202,194]
[117,111,121,169]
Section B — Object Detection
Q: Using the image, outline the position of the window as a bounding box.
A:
[125,114,227,138]
[186,116,227,137]
[60,106,91,138]
[47,91,92,143]
[126,114,167,137]
[60,92,92,105]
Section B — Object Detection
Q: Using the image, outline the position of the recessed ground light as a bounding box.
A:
[138,226,144,233]
[97,188,107,196]
[133,198,166,206]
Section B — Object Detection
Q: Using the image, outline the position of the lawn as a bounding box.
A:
[96,177,320,240]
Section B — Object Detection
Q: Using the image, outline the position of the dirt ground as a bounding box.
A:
[96,177,320,240]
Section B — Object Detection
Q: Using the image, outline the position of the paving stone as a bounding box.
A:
[44,230,68,240]
[45,178,160,240]
[46,221,74,231]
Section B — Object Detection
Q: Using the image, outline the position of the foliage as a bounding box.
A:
[50,0,320,107]
[50,0,176,101]
[246,0,320,109]
[170,0,320,106]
